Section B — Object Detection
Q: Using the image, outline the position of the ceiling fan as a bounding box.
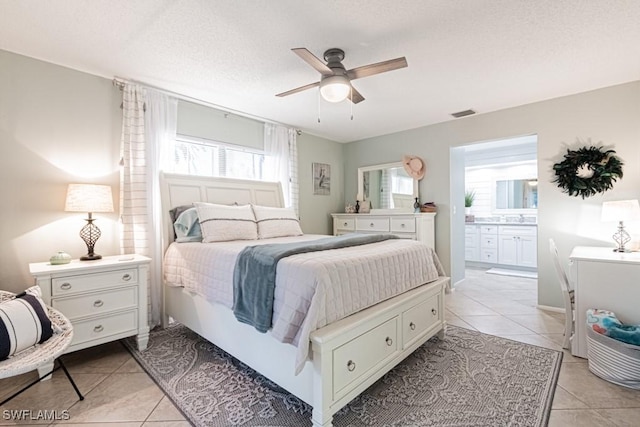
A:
[276,48,408,104]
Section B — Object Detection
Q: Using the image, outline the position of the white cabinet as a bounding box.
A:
[29,254,151,353]
[464,225,480,261]
[497,225,537,267]
[332,212,436,248]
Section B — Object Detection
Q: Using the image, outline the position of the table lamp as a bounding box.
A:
[601,199,640,252]
[65,184,114,260]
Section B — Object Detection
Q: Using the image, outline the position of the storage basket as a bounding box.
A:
[586,327,640,390]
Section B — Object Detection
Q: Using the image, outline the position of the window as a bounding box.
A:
[167,135,265,180]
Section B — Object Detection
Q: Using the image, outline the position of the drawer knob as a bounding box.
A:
[93,300,104,308]
[343,222,348,226]
[432,308,437,316]
[385,336,393,346]
[122,273,132,281]
[60,282,72,290]
[401,223,406,228]
[93,325,104,333]
[347,360,356,372]
[409,322,416,331]
[370,223,374,227]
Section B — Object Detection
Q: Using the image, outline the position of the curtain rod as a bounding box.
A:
[112,77,301,134]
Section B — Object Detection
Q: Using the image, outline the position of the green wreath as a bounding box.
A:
[552,146,623,199]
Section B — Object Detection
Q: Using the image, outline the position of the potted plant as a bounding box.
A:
[464,190,475,215]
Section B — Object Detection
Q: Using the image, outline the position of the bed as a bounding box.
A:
[160,172,449,427]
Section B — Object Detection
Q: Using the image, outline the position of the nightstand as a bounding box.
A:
[29,254,151,353]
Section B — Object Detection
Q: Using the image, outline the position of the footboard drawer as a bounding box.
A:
[402,294,441,349]
[332,316,399,399]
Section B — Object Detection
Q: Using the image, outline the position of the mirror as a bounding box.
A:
[494,179,538,210]
[358,162,419,211]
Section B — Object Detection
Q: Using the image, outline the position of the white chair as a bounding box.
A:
[549,238,575,349]
[0,290,84,405]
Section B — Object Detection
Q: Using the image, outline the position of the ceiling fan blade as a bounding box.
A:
[347,86,365,104]
[292,48,332,75]
[275,81,320,97]
[346,57,408,80]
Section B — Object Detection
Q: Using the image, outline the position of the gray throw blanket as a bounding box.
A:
[232,233,399,333]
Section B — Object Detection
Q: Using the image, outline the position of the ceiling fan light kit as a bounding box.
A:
[319,75,350,103]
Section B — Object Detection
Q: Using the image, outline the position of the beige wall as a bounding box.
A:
[0,50,122,292]
[344,81,640,308]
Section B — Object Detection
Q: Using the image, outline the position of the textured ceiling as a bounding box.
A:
[1,1,640,142]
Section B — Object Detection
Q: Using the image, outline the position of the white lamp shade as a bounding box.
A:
[319,75,350,103]
[65,184,114,213]
[601,199,640,222]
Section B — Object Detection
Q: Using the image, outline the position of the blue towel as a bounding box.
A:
[232,233,399,332]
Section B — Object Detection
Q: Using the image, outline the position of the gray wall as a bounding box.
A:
[0,50,122,292]
[0,50,343,292]
[344,81,640,309]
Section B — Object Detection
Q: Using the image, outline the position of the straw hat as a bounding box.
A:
[402,155,425,180]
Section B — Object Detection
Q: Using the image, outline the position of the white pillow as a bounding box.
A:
[252,205,303,239]
[194,202,257,242]
[0,286,53,360]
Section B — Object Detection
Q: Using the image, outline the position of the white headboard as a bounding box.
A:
[159,172,284,248]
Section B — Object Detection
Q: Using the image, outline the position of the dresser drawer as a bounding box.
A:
[335,218,355,231]
[333,316,399,399]
[402,294,440,348]
[72,310,137,346]
[52,286,137,320]
[480,235,498,249]
[52,268,138,296]
[356,217,390,232]
[390,217,416,233]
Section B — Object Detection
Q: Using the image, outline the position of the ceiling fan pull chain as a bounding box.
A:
[350,86,354,121]
[317,88,321,123]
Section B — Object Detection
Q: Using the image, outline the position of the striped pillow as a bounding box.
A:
[0,286,53,360]
[252,205,303,239]
[195,202,258,242]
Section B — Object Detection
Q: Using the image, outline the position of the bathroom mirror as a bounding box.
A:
[357,162,418,211]
[494,178,538,211]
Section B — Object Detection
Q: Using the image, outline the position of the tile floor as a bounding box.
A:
[1,267,639,426]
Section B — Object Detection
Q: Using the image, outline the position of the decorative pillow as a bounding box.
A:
[587,308,640,346]
[195,202,257,242]
[0,286,53,360]
[252,205,303,239]
[173,207,202,243]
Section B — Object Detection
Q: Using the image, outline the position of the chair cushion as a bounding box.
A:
[0,286,53,360]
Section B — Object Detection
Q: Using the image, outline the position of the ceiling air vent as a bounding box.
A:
[451,109,476,118]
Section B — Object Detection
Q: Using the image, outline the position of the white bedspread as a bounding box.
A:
[163,234,445,373]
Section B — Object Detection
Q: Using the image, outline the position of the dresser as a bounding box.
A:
[569,246,640,358]
[331,212,436,248]
[29,254,151,353]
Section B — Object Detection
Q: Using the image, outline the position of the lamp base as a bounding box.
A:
[80,253,102,261]
[613,248,633,253]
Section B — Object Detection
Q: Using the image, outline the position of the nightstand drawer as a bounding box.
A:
[72,310,137,346]
[52,286,137,320]
[52,268,138,296]
[356,217,390,232]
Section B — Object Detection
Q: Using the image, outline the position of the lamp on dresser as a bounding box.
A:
[64,183,114,260]
[601,199,640,252]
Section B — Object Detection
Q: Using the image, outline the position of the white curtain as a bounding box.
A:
[120,84,177,327]
[264,124,299,213]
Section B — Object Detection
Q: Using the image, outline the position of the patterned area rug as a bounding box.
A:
[123,325,561,426]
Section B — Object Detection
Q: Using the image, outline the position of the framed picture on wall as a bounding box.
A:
[313,162,331,195]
